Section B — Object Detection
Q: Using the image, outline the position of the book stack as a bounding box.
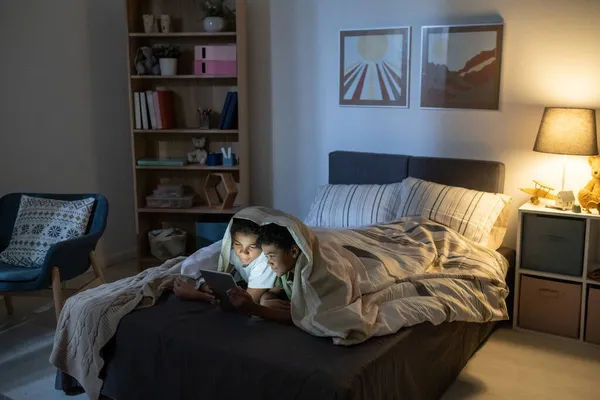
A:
[218,91,238,130]
[146,183,195,209]
[134,89,175,130]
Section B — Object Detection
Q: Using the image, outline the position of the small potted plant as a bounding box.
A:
[202,0,226,32]
[154,44,181,76]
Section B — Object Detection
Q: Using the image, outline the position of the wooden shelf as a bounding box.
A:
[131,75,237,80]
[518,269,584,283]
[129,32,236,38]
[127,0,249,272]
[133,129,238,134]
[135,165,239,171]
[138,206,241,214]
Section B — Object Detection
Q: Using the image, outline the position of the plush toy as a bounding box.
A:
[187,137,208,164]
[577,155,600,213]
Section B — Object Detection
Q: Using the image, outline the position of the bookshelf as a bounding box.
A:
[124,0,249,270]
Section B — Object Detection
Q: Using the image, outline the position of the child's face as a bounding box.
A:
[232,232,262,266]
[262,244,299,277]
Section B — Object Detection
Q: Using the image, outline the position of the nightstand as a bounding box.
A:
[514,203,600,345]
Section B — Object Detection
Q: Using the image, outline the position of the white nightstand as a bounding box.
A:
[514,203,600,345]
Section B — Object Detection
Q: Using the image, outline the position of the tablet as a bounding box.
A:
[199,269,240,311]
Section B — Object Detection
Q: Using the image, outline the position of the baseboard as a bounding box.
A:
[103,247,137,267]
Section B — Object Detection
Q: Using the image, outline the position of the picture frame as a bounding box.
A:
[420,23,504,110]
[339,27,411,108]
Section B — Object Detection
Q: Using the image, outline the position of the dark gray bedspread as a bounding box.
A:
[100,293,496,400]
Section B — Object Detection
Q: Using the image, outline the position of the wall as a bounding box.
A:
[0,0,135,264]
[266,0,600,247]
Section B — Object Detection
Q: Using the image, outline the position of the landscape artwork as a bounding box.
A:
[420,24,504,110]
[339,27,410,107]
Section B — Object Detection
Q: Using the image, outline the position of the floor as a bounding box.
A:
[1,262,599,400]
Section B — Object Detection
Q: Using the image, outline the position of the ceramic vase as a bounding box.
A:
[203,17,225,33]
[142,14,155,33]
[160,15,172,33]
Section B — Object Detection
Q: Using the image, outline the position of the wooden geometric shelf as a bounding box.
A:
[204,173,238,210]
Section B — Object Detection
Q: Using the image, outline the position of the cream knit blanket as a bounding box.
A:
[49,257,183,400]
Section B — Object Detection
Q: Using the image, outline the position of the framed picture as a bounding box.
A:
[339,27,411,107]
[420,23,504,110]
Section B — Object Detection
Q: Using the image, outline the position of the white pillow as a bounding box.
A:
[0,195,95,267]
[304,183,403,228]
[396,177,511,249]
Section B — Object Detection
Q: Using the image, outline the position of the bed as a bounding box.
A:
[78,151,515,400]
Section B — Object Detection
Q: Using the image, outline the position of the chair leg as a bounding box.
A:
[3,295,13,316]
[52,267,64,321]
[90,250,106,284]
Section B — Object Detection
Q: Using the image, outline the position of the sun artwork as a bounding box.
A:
[342,32,406,104]
[357,35,389,61]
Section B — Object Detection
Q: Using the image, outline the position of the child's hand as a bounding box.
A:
[261,299,291,311]
[199,283,214,294]
[227,287,256,313]
[174,277,217,304]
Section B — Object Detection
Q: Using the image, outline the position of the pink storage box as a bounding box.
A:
[194,45,237,61]
[194,60,237,76]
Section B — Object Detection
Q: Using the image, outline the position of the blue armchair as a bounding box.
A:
[0,193,109,319]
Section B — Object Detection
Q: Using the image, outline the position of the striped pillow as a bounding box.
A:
[304,183,403,228]
[396,177,511,248]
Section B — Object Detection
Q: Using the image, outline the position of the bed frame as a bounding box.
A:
[62,151,516,400]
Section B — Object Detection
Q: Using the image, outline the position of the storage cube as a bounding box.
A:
[194,60,237,76]
[518,275,581,338]
[586,287,600,345]
[194,45,237,61]
[195,222,229,250]
[520,213,585,276]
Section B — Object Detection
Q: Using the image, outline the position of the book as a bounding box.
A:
[140,92,149,130]
[156,90,175,129]
[146,91,157,129]
[153,91,162,129]
[218,91,233,129]
[134,92,142,129]
[222,91,238,130]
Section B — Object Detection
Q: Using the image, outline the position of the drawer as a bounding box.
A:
[194,45,237,61]
[519,275,581,338]
[520,213,585,276]
[585,288,600,345]
[194,60,237,76]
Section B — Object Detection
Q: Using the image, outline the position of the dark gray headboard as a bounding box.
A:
[329,151,505,193]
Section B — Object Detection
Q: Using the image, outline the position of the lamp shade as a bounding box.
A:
[533,107,598,156]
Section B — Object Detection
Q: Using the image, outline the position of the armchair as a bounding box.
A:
[0,193,109,319]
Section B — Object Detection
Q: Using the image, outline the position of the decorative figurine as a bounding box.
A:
[198,108,213,129]
[519,180,556,205]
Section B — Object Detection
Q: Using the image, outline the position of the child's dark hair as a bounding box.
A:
[259,224,297,250]
[230,218,260,238]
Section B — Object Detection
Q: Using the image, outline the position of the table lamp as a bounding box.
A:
[533,107,598,197]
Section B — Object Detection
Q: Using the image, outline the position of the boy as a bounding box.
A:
[227,223,300,324]
[174,218,276,304]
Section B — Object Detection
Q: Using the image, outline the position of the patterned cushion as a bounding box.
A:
[0,195,95,268]
[304,183,403,228]
[396,177,511,248]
